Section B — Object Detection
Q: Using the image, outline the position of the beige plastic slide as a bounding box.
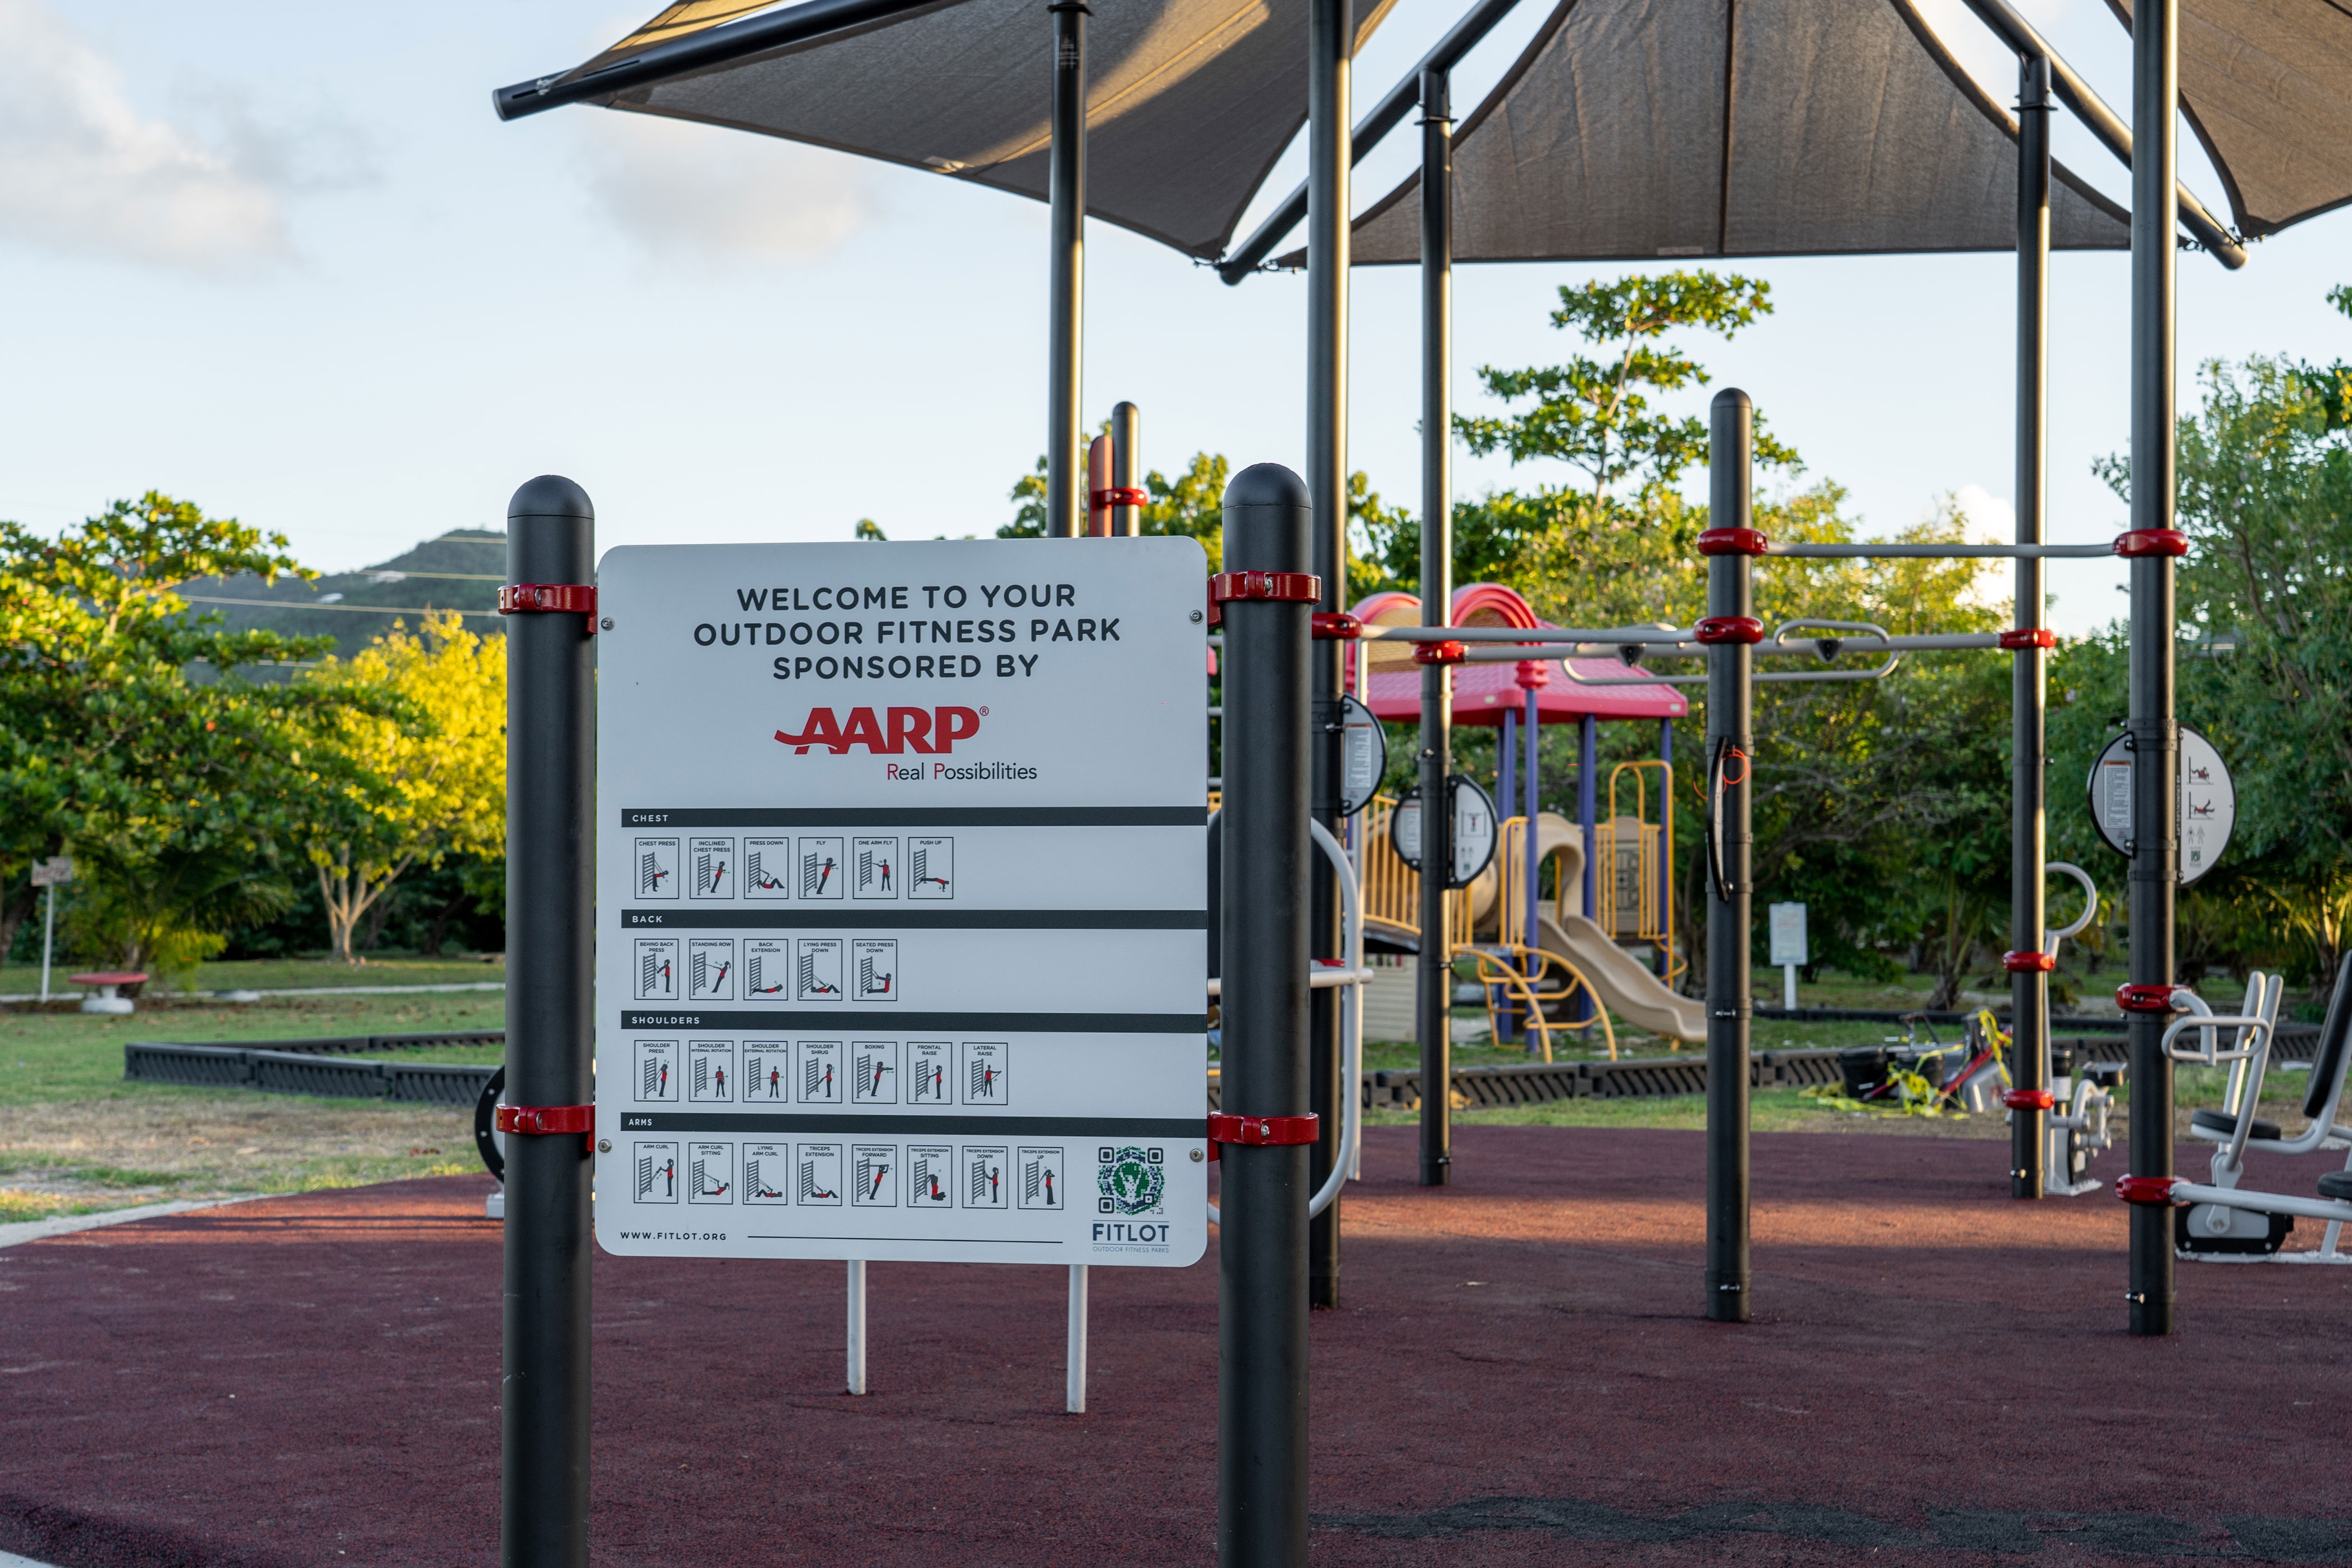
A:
[1485,812,1707,1043]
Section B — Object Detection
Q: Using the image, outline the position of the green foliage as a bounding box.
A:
[1455,272,1800,499]
[0,494,381,971]
[854,519,887,540]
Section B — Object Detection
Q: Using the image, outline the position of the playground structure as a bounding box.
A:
[1342,582,1703,1055]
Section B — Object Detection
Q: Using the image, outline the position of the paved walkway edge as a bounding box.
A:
[0,1195,262,1251]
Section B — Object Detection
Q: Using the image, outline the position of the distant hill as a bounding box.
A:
[184,530,507,665]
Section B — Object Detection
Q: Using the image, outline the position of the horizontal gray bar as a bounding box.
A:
[620,1011,1205,1033]
[622,908,1207,931]
[618,1112,1204,1137]
[623,807,1205,828]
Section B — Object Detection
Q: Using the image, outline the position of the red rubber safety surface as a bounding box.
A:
[4,1127,2350,1567]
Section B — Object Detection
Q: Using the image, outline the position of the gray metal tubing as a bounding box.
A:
[1111,400,1141,535]
[1304,0,1350,1318]
[1948,0,2245,266]
[501,477,595,1568]
[1417,66,1455,1191]
[1765,542,2112,558]
[2127,0,2180,1338]
[2012,53,2053,1201]
[1216,0,1526,282]
[494,0,957,120]
[1704,391,1753,1325]
[1045,2,1088,540]
[1217,463,1314,1568]
[1359,623,1698,644]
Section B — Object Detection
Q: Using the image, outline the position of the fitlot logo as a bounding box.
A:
[776,706,983,756]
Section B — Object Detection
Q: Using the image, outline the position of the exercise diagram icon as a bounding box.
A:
[801,837,845,899]
[854,837,897,897]
[688,938,733,1000]
[635,1143,678,1203]
[796,938,844,1001]
[908,837,954,898]
[745,838,789,899]
[744,939,786,997]
[743,1143,788,1204]
[635,837,679,899]
[909,1144,953,1207]
[634,939,678,1001]
[743,1043,787,1102]
[690,837,734,898]
[965,1146,1008,1207]
[854,940,897,1001]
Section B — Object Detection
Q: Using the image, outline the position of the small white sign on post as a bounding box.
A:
[1389,774,1499,888]
[595,539,1207,1268]
[1768,902,1808,1010]
[30,856,72,887]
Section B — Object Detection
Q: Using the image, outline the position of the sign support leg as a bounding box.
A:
[500,477,595,1568]
[1416,63,1454,1188]
[1704,394,1754,1325]
[846,1260,867,1395]
[39,883,54,1004]
[2126,0,2180,1336]
[1217,464,1314,1567]
[1065,1264,1088,1413]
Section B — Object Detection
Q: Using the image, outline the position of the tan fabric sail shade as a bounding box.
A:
[2109,0,2352,238]
[1305,0,2133,267]
[570,0,1400,259]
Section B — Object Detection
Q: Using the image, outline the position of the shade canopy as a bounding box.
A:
[1310,0,2133,267]
[564,0,1398,259]
[2111,0,2352,238]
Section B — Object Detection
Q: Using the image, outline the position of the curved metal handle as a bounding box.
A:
[2045,861,2099,949]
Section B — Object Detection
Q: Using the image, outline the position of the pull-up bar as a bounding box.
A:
[1701,525,2190,560]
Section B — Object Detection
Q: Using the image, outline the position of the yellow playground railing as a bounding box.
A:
[1359,793,1474,952]
[1588,760,1680,988]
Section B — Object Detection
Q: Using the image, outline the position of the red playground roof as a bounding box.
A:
[1349,584,1688,726]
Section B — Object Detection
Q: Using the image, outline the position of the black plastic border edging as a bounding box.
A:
[124,1041,499,1105]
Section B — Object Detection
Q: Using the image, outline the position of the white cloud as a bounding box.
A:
[1950,483,2017,544]
[0,0,290,270]
[578,111,874,265]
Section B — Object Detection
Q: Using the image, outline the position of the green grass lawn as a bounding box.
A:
[0,952,505,996]
[0,990,504,1221]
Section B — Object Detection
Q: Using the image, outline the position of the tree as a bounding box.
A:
[298,611,506,964]
[0,494,362,970]
[854,519,887,540]
[1455,271,1800,500]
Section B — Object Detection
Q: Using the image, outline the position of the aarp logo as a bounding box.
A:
[776,706,983,756]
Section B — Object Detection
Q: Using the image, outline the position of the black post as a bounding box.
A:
[2010,53,2052,1200]
[1704,393,1753,1325]
[1111,400,1142,536]
[2126,0,2179,1336]
[1304,0,1351,1311]
[502,477,595,1568]
[1416,66,1455,1188]
[1045,0,1088,540]
[1218,464,1314,1568]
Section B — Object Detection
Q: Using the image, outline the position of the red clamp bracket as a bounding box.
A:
[2003,1088,2056,1111]
[2114,1174,2183,1206]
[2116,982,2179,1014]
[1090,486,1148,509]
[2113,529,2189,558]
[1207,571,1320,629]
[2004,950,2057,973]
[1514,659,1551,689]
[1697,527,1770,557]
[497,1103,596,1152]
[499,584,599,633]
[1694,616,1764,645]
[1412,640,1467,667]
[1208,1113,1320,1148]
[1311,612,1362,641]
[1999,628,2058,650]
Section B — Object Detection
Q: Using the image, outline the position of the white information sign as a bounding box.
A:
[1767,903,1808,969]
[30,856,72,888]
[596,539,1207,1267]
[1337,694,1387,818]
[2087,725,2235,886]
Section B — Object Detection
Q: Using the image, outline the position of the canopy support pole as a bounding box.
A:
[2011,53,2052,1201]
[1045,0,1088,540]
[1306,0,1351,1314]
[2126,0,2180,1337]
[1415,66,1454,1189]
[1704,391,1753,1326]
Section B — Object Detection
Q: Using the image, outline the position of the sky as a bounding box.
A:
[0,0,2346,638]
